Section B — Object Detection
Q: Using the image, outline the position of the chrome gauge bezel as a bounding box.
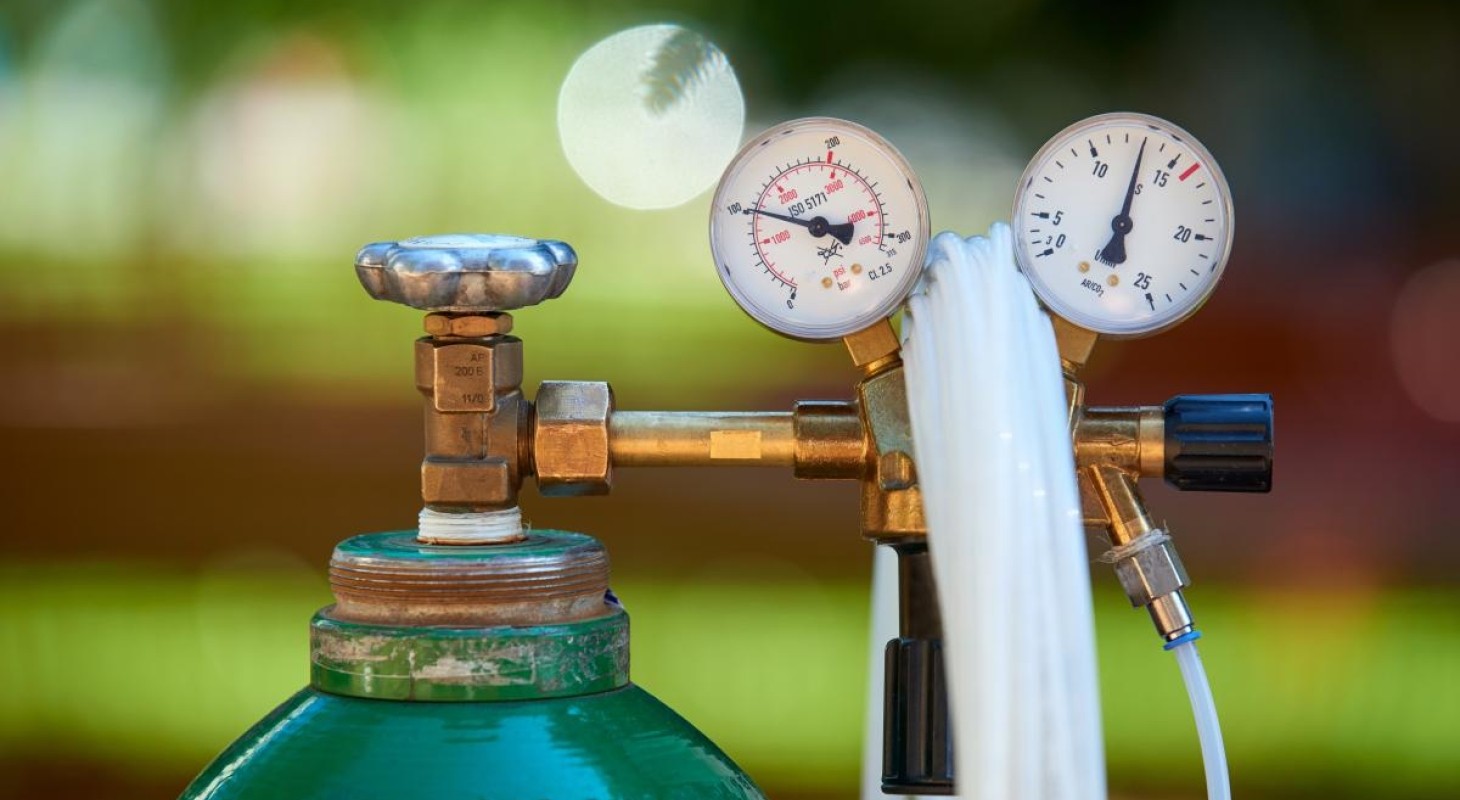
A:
[1012,111,1235,338]
[709,116,931,341]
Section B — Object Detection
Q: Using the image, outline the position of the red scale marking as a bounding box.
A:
[750,159,888,287]
[1178,163,1201,181]
[826,150,834,163]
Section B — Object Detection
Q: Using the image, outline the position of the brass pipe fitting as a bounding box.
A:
[1074,406,1164,478]
[522,338,917,542]
[531,396,868,487]
[1085,463,1156,546]
[843,319,902,377]
[608,411,796,468]
[856,363,925,542]
[533,381,614,496]
[792,402,865,480]
[537,401,870,480]
[1086,459,1194,641]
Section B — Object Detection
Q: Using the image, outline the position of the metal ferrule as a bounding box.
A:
[1147,592,1196,641]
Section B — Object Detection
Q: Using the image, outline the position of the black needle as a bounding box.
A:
[745,208,854,246]
[1095,137,1147,266]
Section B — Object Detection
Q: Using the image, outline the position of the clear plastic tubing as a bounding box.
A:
[1171,640,1232,800]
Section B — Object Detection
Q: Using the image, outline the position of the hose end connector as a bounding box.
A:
[1103,528,1195,640]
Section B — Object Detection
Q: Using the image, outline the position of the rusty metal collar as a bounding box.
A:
[313,530,627,702]
[327,530,611,626]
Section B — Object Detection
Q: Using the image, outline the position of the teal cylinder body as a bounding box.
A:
[181,686,761,799]
[180,531,765,800]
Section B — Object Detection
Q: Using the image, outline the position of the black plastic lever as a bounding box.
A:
[882,542,954,795]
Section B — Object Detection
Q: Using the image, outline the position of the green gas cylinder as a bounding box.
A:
[180,530,765,799]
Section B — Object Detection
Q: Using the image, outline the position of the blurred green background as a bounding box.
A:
[1,0,1458,798]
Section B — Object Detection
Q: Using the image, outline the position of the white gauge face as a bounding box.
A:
[709,117,930,340]
[1013,112,1234,337]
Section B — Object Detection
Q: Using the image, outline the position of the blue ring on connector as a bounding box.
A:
[1162,629,1203,650]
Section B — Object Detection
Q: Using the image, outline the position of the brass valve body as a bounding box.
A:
[415,313,529,512]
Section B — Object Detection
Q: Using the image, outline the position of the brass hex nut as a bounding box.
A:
[421,458,513,506]
[423,313,514,338]
[1112,537,1189,607]
[533,381,613,496]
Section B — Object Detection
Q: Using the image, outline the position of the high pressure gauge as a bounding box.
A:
[1013,112,1233,337]
[710,117,930,340]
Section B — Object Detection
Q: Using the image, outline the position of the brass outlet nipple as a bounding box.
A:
[1088,464,1194,641]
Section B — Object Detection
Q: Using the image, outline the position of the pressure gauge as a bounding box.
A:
[709,117,930,340]
[1013,112,1233,337]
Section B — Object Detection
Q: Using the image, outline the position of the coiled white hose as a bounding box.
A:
[1172,640,1232,800]
[862,223,1230,800]
[885,223,1105,800]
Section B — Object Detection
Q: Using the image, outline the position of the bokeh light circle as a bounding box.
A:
[1391,258,1460,423]
[557,24,744,210]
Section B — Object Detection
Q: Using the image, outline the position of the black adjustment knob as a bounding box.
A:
[1163,393,1273,493]
[883,637,953,795]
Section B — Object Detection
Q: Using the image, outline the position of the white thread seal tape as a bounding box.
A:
[417,506,526,545]
[1099,527,1171,563]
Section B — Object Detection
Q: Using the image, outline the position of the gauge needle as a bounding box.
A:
[745,208,855,246]
[1095,137,1147,267]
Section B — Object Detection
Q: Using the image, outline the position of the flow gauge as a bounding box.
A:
[1013,112,1233,337]
[710,117,930,340]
